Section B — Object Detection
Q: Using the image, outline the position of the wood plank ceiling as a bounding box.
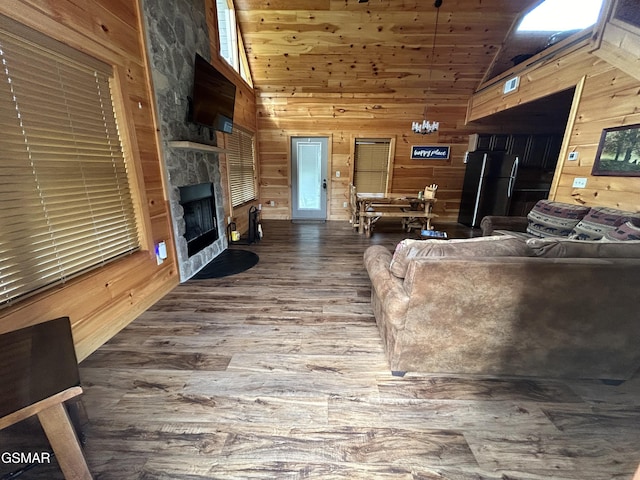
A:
[235,0,539,99]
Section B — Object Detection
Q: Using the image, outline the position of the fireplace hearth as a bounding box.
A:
[179,182,219,257]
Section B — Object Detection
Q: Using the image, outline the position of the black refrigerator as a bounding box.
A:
[458,152,519,227]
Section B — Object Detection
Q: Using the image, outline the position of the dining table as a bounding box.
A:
[353,192,437,237]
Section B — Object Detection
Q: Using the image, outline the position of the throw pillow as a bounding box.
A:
[527,236,640,258]
[603,220,640,241]
[568,206,637,240]
[389,236,532,278]
[526,200,590,238]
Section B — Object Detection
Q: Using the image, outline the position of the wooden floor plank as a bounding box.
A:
[2,220,639,480]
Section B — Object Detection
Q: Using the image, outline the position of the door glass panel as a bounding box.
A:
[297,143,322,210]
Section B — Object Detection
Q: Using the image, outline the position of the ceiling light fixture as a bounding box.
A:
[412,0,442,135]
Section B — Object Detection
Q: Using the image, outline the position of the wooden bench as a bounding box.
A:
[0,318,92,480]
[360,208,437,237]
[351,184,438,237]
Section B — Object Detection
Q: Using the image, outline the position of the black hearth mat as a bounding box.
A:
[191,249,259,279]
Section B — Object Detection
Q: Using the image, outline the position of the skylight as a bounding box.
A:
[517,0,605,32]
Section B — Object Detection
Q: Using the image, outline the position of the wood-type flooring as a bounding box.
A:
[1,220,639,479]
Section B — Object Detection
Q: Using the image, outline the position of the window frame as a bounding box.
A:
[215,0,253,87]
[351,137,396,195]
[225,126,257,209]
[0,14,142,308]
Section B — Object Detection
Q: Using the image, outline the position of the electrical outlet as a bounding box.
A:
[269,200,275,206]
[568,151,579,161]
[343,201,348,208]
[572,177,587,188]
[336,171,341,178]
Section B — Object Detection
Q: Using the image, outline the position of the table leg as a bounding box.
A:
[358,202,365,234]
[38,402,92,480]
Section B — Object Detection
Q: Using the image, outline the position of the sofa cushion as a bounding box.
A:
[526,200,590,238]
[568,206,637,240]
[389,236,532,278]
[527,236,640,258]
[603,219,640,241]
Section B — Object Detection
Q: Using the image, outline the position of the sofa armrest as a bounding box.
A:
[363,246,410,322]
[480,215,528,236]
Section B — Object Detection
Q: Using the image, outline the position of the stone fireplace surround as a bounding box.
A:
[141,0,228,281]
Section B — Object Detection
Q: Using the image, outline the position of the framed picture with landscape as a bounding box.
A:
[592,123,640,176]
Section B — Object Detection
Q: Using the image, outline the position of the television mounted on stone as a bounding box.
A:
[189,53,236,134]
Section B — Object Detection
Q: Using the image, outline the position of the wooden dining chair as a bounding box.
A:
[0,317,92,480]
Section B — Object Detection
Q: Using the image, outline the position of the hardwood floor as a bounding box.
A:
[2,220,639,479]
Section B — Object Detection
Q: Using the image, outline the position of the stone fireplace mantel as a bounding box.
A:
[168,141,228,154]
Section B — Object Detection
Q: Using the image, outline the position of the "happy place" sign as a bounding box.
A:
[411,145,450,160]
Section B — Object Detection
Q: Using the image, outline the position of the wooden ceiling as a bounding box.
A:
[235,0,539,99]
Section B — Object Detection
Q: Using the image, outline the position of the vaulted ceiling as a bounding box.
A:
[235,0,539,99]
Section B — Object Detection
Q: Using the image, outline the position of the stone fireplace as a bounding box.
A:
[141,0,228,281]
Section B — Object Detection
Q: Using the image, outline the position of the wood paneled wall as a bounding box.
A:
[237,1,533,222]
[256,94,473,221]
[553,65,640,211]
[206,0,259,236]
[468,40,640,213]
[0,1,179,360]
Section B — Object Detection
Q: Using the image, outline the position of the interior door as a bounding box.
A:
[291,137,328,220]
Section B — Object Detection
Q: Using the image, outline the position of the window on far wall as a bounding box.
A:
[0,15,140,308]
[226,127,257,207]
[216,0,253,87]
[353,139,392,194]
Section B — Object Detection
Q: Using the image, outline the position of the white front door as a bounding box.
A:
[291,137,328,220]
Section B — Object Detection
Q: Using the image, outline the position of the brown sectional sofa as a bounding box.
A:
[364,201,640,380]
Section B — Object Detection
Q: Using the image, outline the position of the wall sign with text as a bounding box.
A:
[411,145,450,160]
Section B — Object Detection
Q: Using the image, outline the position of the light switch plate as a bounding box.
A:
[572,177,587,188]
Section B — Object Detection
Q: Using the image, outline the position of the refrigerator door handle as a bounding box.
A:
[507,156,519,198]
[472,154,488,226]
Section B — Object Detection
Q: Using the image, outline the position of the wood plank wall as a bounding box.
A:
[0,0,179,361]
[256,94,473,222]
[205,0,259,237]
[468,43,640,213]
[238,0,532,223]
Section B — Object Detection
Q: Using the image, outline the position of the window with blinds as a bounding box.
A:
[0,16,140,308]
[226,128,256,207]
[353,139,392,194]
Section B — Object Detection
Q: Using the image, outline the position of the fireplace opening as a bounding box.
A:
[178,182,219,257]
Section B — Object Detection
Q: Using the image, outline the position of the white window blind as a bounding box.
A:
[354,139,391,194]
[226,128,256,207]
[0,16,140,307]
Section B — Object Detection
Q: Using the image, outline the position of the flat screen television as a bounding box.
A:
[189,53,236,134]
